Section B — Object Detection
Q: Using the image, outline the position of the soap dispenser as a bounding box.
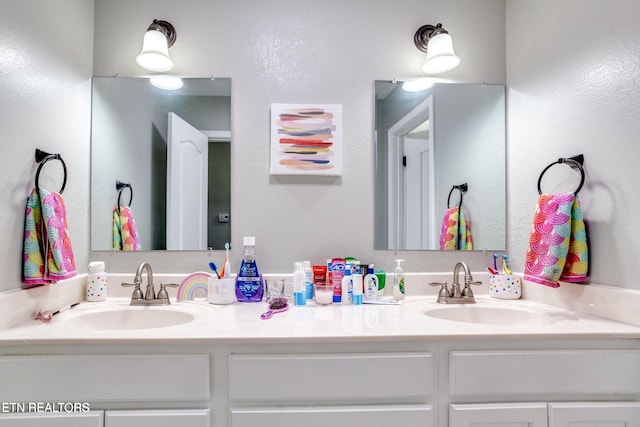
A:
[293,262,306,306]
[392,259,406,300]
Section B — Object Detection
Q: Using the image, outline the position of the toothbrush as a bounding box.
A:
[502,254,511,275]
[208,261,221,279]
[221,242,231,278]
[493,253,499,272]
[260,297,289,320]
[35,302,80,323]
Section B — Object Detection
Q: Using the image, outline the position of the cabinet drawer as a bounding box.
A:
[0,354,209,402]
[105,409,210,427]
[229,405,433,427]
[229,352,433,402]
[449,402,548,426]
[0,411,103,427]
[449,350,640,397]
[548,402,640,425]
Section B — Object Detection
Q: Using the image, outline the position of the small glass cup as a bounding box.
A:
[313,283,334,305]
[265,278,286,302]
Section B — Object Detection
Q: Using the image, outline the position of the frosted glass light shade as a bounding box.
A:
[422,33,460,74]
[136,30,174,72]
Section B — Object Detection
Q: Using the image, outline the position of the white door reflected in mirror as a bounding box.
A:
[167,112,208,250]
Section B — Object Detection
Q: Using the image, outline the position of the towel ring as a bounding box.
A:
[34,149,67,195]
[447,183,468,209]
[116,181,133,212]
[537,154,585,196]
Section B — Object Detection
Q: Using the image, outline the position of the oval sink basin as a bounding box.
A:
[64,307,196,330]
[419,304,579,325]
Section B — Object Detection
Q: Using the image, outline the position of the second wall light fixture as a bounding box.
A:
[414,23,460,74]
[136,19,177,72]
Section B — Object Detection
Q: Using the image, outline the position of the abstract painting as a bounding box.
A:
[270,103,342,176]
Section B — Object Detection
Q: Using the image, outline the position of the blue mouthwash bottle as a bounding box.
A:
[235,236,264,302]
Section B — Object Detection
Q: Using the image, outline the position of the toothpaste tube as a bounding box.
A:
[330,258,346,303]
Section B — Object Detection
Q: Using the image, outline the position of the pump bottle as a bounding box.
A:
[393,259,406,300]
[293,262,306,306]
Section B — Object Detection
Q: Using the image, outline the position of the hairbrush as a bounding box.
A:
[260,297,289,320]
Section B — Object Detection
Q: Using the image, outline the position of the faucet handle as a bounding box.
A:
[461,280,483,298]
[429,281,451,303]
[157,283,178,304]
[429,282,447,288]
[121,282,143,299]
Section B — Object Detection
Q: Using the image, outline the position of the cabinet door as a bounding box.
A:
[104,409,210,427]
[0,411,103,427]
[230,405,433,427]
[549,402,640,426]
[449,403,548,427]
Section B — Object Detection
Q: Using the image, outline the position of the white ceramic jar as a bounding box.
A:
[87,261,107,302]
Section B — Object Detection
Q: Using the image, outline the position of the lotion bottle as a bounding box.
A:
[364,265,378,301]
[393,259,406,300]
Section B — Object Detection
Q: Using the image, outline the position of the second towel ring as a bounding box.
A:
[116,181,133,212]
[537,154,585,196]
[35,149,67,195]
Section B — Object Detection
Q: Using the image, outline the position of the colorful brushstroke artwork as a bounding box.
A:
[270,103,342,175]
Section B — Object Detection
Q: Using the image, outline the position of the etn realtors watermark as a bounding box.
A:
[1,401,90,413]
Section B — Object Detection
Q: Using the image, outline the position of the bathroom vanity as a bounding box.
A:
[1,280,639,427]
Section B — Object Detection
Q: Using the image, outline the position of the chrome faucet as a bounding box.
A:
[121,262,178,306]
[429,261,483,304]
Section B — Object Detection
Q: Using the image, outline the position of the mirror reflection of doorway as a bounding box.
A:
[387,96,435,250]
[402,119,431,250]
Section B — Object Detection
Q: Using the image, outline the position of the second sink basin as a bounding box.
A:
[403,298,578,326]
[424,305,547,325]
[62,306,197,330]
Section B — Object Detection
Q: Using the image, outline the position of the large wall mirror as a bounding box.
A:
[374,81,506,251]
[91,77,232,251]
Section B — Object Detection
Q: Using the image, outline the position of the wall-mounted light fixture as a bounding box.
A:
[413,23,460,74]
[136,19,177,72]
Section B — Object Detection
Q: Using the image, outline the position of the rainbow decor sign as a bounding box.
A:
[270,103,342,176]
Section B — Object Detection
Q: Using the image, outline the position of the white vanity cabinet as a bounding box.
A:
[446,348,640,427]
[0,354,210,427]
[1,338,640,427]
[227,352,436,427]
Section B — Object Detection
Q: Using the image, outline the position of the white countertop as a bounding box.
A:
[1,294,639,345]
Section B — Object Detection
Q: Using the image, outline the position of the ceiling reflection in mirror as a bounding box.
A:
[374,81,505,251]
[91,77,231,251]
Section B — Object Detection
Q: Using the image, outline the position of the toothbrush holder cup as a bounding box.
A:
[489,274,522,300]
